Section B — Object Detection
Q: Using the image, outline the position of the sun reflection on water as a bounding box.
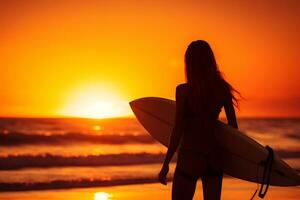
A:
[93,125,102,131]
[94,192,112,200]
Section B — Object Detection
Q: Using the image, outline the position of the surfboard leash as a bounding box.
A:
[250,145,274,199]
[258,145,274,198]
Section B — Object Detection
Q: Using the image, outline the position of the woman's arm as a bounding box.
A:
[224,96,238,129]
[158,84,186,185]
[163,84,186,166]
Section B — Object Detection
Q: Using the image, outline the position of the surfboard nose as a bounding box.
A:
[129,97,150,108]
[129,99,139,108]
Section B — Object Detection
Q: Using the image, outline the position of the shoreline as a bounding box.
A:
[1,178,300,200]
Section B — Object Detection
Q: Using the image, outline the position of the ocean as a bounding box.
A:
[0,117,299,193]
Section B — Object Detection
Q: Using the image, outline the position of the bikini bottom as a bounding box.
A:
[175,149,223,181]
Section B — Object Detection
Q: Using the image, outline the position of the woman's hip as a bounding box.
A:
[176,149,223,177]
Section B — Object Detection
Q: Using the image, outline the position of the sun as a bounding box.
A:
[59,84,131,119]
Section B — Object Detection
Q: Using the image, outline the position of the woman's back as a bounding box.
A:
[179,81,231,154]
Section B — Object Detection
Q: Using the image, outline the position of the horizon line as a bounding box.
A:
[0,115,300,120]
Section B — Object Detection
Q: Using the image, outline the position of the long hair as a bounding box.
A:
[184,40,240,114]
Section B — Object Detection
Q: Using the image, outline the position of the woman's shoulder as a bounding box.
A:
[175,83,189,99]
[176,83,188,89]
[176,83,188,93]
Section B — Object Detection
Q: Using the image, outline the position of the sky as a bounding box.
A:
[0,0,299,118]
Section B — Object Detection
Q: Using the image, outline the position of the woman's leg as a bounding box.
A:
[172,167,197,200]
[201,173,223,200]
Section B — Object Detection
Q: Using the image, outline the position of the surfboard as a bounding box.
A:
[129,97,300,186]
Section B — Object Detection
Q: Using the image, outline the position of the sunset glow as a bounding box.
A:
[61,100,127,119]
[1,2,300,200]
[59,85,130,119]
[0,1,299,118]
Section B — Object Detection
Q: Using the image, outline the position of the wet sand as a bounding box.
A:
[1,177,299,200]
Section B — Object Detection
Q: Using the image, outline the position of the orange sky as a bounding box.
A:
[0,0,299,118]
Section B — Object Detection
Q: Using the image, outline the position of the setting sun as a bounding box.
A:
[59,84,131,119]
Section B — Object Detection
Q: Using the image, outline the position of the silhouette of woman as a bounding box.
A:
[158,40,239,200]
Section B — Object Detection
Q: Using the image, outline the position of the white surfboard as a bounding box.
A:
[130,97,300,186]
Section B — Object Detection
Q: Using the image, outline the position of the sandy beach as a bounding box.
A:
[2,177,300,200]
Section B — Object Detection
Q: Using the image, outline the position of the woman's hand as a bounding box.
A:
[158,163,169,185]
